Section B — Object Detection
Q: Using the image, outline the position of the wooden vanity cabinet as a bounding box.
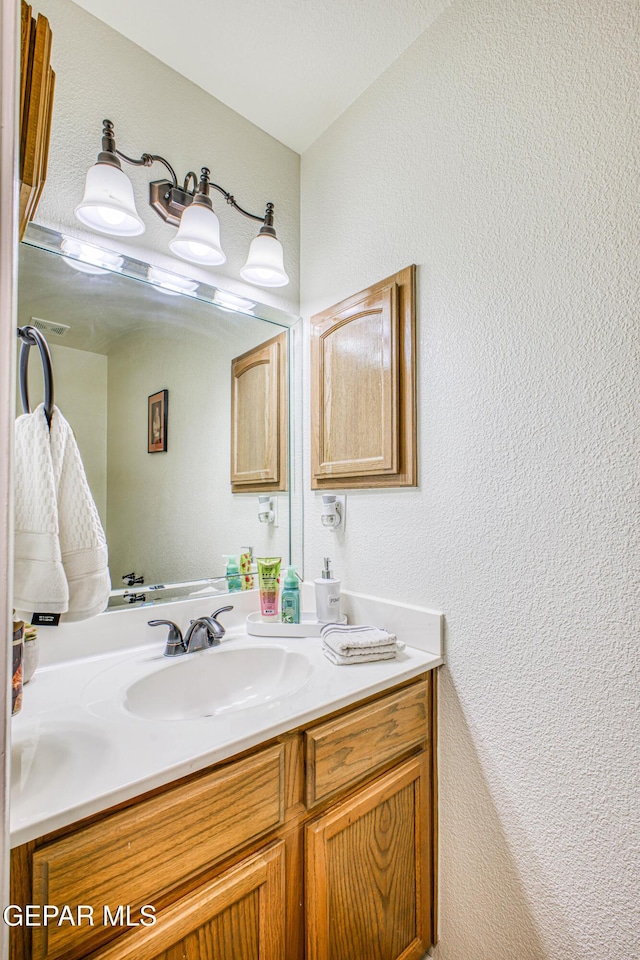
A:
[306,756,431,960]
[10,671,437,960]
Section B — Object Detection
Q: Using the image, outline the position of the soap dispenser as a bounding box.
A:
[281,565,300,624]
[314,557,341,623]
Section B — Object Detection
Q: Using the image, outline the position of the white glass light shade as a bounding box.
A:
[240,234,289,288]
[75,163,145,236]
[61,238,124,275]
[169,203,226,266]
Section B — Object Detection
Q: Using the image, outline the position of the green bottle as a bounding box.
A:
[281,566,300,624]
[226,555,242,593]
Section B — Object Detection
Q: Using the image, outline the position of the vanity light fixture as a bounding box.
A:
[75,120,290,287]
[61,237,124,275]
[147,266,199,297]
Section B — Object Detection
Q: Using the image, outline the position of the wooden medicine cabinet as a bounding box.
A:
[20,2,55,240]
[231,330,288,492]
[311,265,417,488]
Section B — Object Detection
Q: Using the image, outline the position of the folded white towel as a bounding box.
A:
[320,623,405,665]
[323,636,400,658]
[320,623,404,656]
[322,644,400,666]
[14,404,111,623]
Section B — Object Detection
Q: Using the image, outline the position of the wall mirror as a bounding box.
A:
[17,223,303,608]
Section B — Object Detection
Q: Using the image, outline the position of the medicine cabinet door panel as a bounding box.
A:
[312,283,399,480]
[306,755,431,960]
[310,265,416,489]
[20,2,55,238]
[231,331,287,493]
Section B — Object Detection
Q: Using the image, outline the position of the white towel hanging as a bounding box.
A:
[14,403,111,623]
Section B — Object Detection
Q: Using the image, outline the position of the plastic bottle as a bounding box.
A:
[12,616,24,716]
[257,557,281,618]
[240,546,255,590]
[224,555,242,593]
[281,566,300,624]
[314,557,341,623]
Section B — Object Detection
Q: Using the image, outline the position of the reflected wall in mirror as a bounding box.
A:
[17,226,302,608]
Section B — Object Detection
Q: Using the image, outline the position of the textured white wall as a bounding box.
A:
[301,1,640,958]
[31,0,300,314]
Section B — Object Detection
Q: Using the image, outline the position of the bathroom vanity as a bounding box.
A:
[9,593,443,960]
[11,673,435,960]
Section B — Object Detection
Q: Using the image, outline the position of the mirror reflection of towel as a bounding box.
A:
[14,403,111,623]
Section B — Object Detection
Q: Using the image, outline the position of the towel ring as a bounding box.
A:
[17,325,54,428]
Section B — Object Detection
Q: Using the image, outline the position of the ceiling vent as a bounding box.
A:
[30,317,70,338]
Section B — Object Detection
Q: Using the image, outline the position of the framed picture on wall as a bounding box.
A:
[148,389,168,453]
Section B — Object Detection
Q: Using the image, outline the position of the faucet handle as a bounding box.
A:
[211,605,233,637]
[148,619,185,657]
[211,605,234,620]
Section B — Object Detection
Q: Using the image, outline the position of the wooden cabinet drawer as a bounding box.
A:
[31,743,285,960]
[84,841,286,960]
[305,679,429,808]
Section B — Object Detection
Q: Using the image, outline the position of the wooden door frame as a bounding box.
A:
[0,0,19,948]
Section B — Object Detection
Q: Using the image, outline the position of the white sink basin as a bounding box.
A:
[123,645,313,721]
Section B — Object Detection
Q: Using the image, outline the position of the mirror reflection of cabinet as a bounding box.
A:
[231,332,287,493]
[311,265,416,489]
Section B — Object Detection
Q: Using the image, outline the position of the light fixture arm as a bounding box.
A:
[207,183,272,226]
[98,120,179,187]
[182,170,199,195]
[117,149,179,187]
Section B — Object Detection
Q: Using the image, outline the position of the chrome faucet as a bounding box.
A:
[184,616,223,653]
[149,605,234,657]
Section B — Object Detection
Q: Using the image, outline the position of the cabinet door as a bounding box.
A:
[85,841,285,960]
[312,281,400,480]
[231,330,287,492]
[310,265,416,489]
[19,3,55,239]
[306,755,432,960]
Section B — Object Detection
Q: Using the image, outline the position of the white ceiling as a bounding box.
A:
[71,0,449,153]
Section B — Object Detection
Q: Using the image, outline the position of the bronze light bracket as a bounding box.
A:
[98,119,273,230]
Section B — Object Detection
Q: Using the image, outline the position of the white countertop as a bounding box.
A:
[10,589,443,847]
